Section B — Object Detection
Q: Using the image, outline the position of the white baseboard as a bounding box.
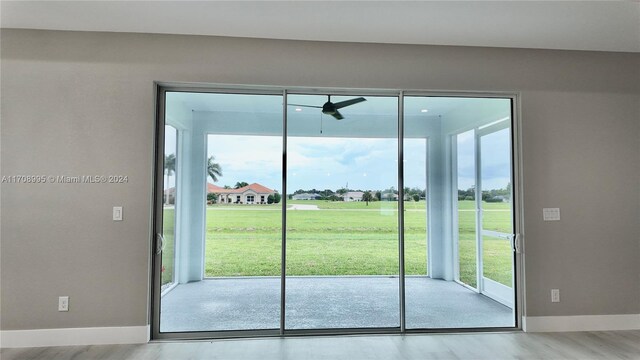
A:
[523,314,640,332]
[0,325,150,348]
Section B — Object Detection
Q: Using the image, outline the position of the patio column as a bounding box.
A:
[180,119,207,282]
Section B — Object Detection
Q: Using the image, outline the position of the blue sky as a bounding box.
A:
[205,135,426,192]
[205,133,509,193]
[456,128,511,191]
[165,128,510,192]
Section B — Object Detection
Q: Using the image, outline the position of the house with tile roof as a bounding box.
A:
[208,183,276,204]
[165,182,277,205]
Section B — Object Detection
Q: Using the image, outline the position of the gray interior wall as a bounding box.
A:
[1,29,638,330]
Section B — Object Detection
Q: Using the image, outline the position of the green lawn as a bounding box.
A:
[161,208,175,286]
[162,200,513,288]
[457,202,513,287]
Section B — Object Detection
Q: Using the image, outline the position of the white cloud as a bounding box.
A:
[205,132,507,192]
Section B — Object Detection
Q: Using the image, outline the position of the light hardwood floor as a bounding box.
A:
[2,331,639,359]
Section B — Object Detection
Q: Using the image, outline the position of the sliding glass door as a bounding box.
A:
[479,125,514,308]
[153,88,518,338]
[285,94,399,330]
[447,99,515,328]
[402,96,515,329]
[157,91,283,333]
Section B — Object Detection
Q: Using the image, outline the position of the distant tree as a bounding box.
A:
[403,187,411,200]
[273,192,281,204]
[207,156,223,183]
[336,187,348,196]
[362,191,373,206]
[207,193,217,204]
[412,194,420,202]
[384,186,398,195]
[234,181,249,189]
[458,187,475,201]
[267,194,275,204]
[409,187,424,198]
[375,191,382,201]
[223,185,231,189]
[164,154,176,205]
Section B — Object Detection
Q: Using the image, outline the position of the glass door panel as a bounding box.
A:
[159,92,283,333]
[479,126,514,307]
[402,96,433,329]
[161,125,178,289]
[404,96,514,329]
[285,94,399,329]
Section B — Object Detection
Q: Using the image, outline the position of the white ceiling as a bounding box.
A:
[2,1,639,53]
[166,92,510,138]
[168,91,497,117]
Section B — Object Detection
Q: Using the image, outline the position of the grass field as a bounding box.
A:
[162,200,512,288]
[161,209,175,286]
[456,201,513,287]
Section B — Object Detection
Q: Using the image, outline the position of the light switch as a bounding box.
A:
[543,208,560,221]
[113,206,123,221]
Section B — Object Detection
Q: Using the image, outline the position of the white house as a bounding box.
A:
[208,183,276,204]
[343,191,364,202]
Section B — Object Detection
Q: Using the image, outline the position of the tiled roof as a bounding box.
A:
[208,183,275,194]
[241,183,275,194]
[165,183,276,195]
[207,183,235,193]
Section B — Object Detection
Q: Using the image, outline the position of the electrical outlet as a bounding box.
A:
[551,289,560,303]
[58,296,69,311]
[113,206,123,221]
[543,208,560,221]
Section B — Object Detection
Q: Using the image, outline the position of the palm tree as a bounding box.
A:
[234,181,249,189]
[164,154,176,205]
[207,156,223,183]
[362,191,373,206]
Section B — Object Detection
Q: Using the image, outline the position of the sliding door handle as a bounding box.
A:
[512,233,522,254]
[156,233,165,255]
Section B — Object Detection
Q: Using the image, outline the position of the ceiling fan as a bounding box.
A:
[289,95,366,120]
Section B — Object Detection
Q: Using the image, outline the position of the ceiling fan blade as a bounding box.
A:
[287,103,323,109]
[332,110,344,120]
[333,97,366,109]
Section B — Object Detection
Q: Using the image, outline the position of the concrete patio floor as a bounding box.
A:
[160,277,514,333]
